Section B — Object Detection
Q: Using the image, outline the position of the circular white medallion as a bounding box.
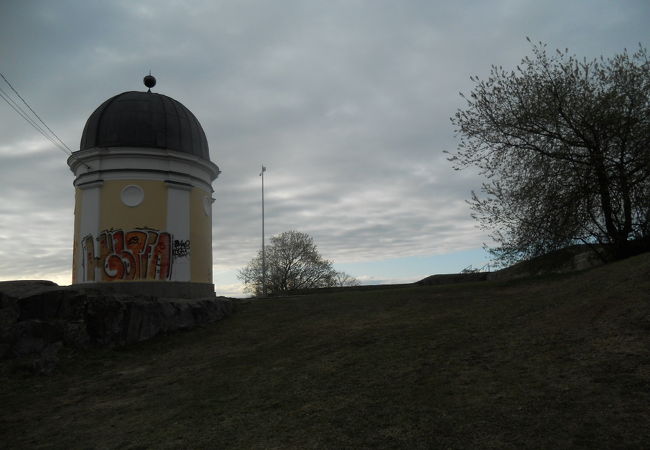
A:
[120,185,144,207]
[203,196,212,216]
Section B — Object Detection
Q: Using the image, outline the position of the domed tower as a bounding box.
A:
[68,76,220,297]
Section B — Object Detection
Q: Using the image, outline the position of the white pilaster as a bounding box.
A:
[166,182,191,281]
[78,181,102,283]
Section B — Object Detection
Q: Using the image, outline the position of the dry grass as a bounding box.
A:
[1,253,649,449]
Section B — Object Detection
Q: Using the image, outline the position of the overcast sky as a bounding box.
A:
[0,0,648,296]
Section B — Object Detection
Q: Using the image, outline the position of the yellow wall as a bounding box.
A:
[73,179,214,284]
[93,180,170,282]
[190,187,213,283]
[99,180,167,231]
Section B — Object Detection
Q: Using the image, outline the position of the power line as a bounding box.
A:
[0,72,73,154]
[0,86,70,157]
[0,85,48,136]
[0,72,90,169]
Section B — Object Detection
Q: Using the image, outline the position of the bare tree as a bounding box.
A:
[333,271,361,287]
[449,41,650,265]
[238,231,337,296]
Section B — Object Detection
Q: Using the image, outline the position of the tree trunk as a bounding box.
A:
[590,148,626,258]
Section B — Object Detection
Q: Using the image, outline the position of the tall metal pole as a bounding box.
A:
[260,165,266,297]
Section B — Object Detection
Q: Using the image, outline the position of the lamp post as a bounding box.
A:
[260,165,266,297]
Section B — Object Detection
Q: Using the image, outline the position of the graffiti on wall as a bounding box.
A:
[81,228,189,282]
[173,239,191,258]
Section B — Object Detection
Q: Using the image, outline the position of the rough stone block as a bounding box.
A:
[0,280,233,371]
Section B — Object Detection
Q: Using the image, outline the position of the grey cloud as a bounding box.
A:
[1,0,647,290]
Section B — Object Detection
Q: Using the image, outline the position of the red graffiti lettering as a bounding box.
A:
[81,235,95,282]
[83,228,173,282]
[148,232,172,280]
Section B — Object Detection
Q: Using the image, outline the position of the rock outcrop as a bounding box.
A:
[0,281,232,373]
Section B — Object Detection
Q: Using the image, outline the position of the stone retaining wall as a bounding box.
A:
[0,281,232,373]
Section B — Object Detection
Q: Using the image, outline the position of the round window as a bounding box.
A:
[120,185,144,207]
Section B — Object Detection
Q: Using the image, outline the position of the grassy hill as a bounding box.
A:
[1,253,649,449]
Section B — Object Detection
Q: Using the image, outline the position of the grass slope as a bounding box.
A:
[2,254,649,449]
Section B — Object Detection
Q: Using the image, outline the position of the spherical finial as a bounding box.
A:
[143,73,156,92]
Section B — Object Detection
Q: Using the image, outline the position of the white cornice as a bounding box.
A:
[68,147,220,192]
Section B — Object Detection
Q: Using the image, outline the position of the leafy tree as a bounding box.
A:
[449,41,650,265]
[238,230,340,296]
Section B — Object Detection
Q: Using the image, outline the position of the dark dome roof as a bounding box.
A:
[80,91,210,161]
